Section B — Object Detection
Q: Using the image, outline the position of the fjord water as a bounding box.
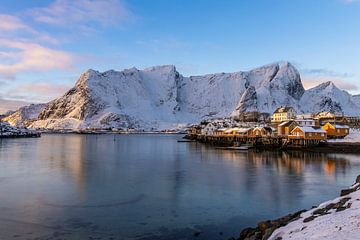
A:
[0,134,360,240]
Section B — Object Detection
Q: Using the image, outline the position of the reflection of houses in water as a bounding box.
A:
[196,145,352,177]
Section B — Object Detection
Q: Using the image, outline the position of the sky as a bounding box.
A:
[0,0,360,113]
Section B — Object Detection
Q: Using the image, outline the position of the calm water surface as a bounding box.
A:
[0,134,360,240]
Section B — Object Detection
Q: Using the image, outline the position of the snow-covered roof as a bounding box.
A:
[335,124,349,129]
[293,126,326,133]
[236,128,252,133]
[278,120,297,127]
[216,128,227,131]
[274,106,295,113]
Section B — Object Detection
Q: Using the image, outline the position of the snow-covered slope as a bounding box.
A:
[299,81,360,115]
[2,103,47,128]
[270,177,360,240]
[5,61,359,130]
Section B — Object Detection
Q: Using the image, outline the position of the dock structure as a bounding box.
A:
[188,132,324,149]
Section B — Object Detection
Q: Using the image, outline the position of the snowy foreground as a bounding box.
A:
[269,178,360,240]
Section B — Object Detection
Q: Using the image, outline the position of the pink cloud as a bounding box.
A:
[0,39,74,79]
[0,14,58,44]
[17,83,71,96]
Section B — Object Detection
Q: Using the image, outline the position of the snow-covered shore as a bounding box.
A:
[238,175,360,240]
[269,176,360,240]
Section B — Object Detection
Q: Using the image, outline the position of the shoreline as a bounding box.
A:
[237,175,360,240]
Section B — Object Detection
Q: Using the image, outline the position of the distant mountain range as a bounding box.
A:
[3,62,360,130]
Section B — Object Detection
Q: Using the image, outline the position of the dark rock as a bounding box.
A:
[303,216,316,223]
[257,220,271,232]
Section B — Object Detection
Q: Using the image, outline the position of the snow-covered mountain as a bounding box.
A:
[2,103,47,128]
[5,61,360,130]
[299,82,359,114]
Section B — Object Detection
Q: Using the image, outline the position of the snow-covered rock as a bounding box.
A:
[2,103,47,128]
[0,122,40,137]
[6,61,360,131]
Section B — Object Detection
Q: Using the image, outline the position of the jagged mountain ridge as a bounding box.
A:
[5,62,360,130]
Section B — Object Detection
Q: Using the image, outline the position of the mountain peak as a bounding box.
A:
[317,81,337,90]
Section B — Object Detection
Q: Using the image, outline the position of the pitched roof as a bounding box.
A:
[274,107,295,113]
[278,120,298,127]
[293,126,326,133]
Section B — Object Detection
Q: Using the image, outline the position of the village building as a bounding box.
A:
[189,125,202,135]
[296,119,319,127]
[322,122,350,138]
[214,128,227,136]
[201,122,217,135]
[315,111,348,125]
[271,107,297,123]
[224,128,241,135]
[277,120,299,136]
[288,126,327,141]
[251,126,274,137]
[235,128,253,137]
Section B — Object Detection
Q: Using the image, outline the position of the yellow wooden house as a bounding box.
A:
[288,126,327,140]
[322,122,349,138]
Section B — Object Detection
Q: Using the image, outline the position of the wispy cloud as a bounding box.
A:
[301,68,353,78]
[0,14,58,44]
[5,82,71,102]
[0,39,74,79]
[30,0,133,32]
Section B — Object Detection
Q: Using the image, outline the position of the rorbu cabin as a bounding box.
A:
[289,126,327,140]
[235,128,253,137]
[251,127,273,137]
[224,128,243,135]
[214,128,227,136]
[277,120,299,136]
[189,125,202,135]
[322,122,350,139]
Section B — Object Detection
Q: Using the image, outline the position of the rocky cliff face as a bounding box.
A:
[5,61,360,130]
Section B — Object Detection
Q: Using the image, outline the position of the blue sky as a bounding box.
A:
[0,0,360,112]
